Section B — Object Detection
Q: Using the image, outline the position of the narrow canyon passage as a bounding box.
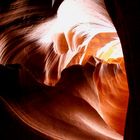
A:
[0,0,130,139]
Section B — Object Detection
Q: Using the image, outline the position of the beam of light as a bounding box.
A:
[52,0,55,7]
